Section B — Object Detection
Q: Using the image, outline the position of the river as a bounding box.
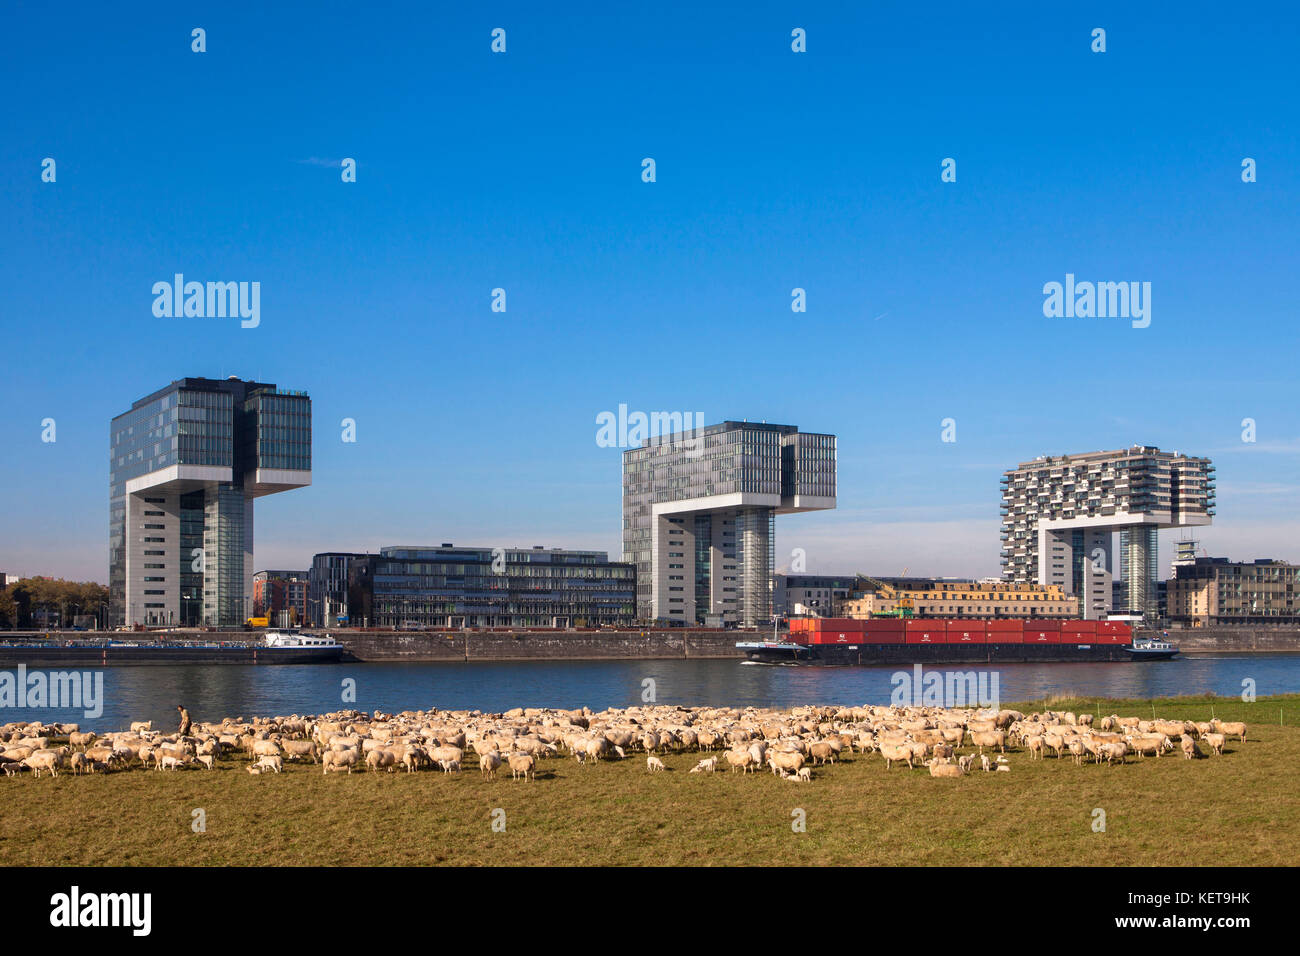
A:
[3,654,1298,731]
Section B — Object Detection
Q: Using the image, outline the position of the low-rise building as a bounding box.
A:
[774,574,858,617]
[253,570,310,625]
[837,576,1077,620]
[1168,557,1299,626]
[347,544,636,629]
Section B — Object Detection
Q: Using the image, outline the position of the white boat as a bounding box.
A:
[263,630,340,648]
[1126,636,1180,660]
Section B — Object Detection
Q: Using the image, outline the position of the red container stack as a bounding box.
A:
[1061,621,1097,644]
[987,620,1025,643]
[904,621,947,644]
[863,619,906,643]
[1096,621,1132,644]
[1025,620,1062,644]
[944,620,987,644]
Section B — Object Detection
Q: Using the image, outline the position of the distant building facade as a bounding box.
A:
[253,570,310,624]
[774,574,857,617]
[1168,557,1299,626]
[347,545,636,628]
[622,421,836,626]
[839,576,1077,620]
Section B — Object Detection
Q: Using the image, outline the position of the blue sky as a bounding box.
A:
[2,2,1297,583]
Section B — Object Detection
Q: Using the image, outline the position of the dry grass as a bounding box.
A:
[2,694,1297,867]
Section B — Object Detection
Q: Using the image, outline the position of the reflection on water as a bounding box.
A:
[6,654,1299,732]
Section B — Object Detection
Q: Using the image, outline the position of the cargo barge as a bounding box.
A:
[0,630,344,667]
[737,618,1178,665]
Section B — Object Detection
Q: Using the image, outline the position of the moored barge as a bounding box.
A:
[738,618,1178,665]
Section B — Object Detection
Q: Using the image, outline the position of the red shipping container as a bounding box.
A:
[1095,621,1131,645]
[1025,626,1061,644]
[945,620,987,643]
[987,620,1023,631]
[904,621,947,644]
[1062,621,1097,634]
[988,620,1024,643]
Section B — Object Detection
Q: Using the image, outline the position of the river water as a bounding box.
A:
[3,654,1298,732]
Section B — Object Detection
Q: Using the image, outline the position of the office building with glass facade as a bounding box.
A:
[346,545,636,628]
[110,377,311,627]
[1000,446,1214,621]
[308,552,367,625]
[622,421,836,626]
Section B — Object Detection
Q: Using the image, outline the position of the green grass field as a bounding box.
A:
[3,694,1297,867]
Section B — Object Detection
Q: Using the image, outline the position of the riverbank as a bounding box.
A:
[5,626,1299,663]
[2,694,1296,867]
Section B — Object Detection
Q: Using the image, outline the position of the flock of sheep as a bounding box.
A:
[0,703,1249,782]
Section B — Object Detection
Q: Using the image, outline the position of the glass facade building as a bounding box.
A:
[622,421,836,626]
[1000,446,1214,621]
[110,377,311,627]
[346,546,636,628]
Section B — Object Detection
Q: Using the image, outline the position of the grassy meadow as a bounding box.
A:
[2,694,1296,867]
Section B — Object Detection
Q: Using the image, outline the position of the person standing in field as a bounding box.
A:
[177,704,192,737]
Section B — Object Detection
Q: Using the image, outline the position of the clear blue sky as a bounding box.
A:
[2,2,1297,583]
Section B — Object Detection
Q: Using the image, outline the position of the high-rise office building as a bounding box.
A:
[110,377,311,627]
[1000,446,1214,620]
[622,421,835,626]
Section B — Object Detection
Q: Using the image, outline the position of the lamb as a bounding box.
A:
[980,754,991,772]
[1203,733,1226,756]
[689,757,719,774]
[646,755,666,772]
[255,755,283,773]
[957,754,974,773]
[796,766,812,782]
[196,754,217,770]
